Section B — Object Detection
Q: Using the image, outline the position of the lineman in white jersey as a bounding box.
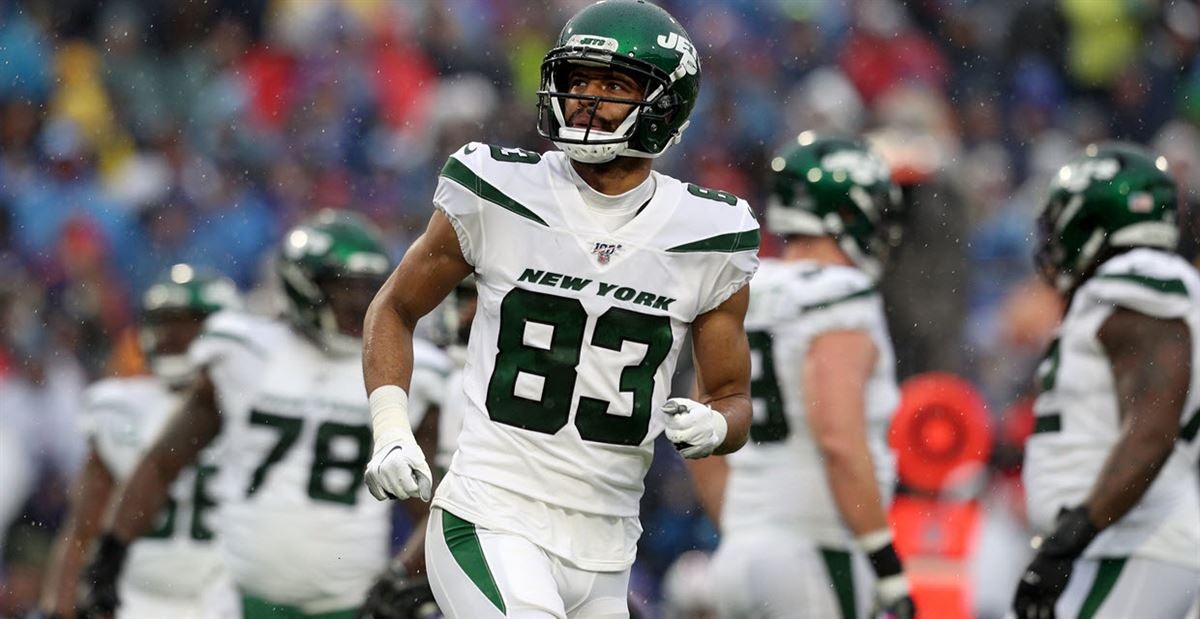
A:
[691,135,917,619]
[361,2,759,617]
[81,211,448,619]
[41,265,240,619]
[1014,142,1200,618]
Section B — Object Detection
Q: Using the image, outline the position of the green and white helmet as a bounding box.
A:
[537,0,701,163]
[140,264,241,385]
[766,132,904,280]
[277,209,391,355]
[1036,142,1179,293]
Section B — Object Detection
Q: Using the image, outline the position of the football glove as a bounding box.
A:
[1012,505,1099,619]
[357,559,439,619]
[77,533,128,619]
[365,439,433,502]
[661,398,727,459]
[365,386,432,502]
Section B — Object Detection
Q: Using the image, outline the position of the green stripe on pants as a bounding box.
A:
[442,510,507,614]
[820,547,857,619]
[1077,558,1127,619]
[241,594,357,619]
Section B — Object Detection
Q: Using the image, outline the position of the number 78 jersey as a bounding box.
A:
[437,144,759,518]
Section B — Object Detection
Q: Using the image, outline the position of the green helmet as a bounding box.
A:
[277,209,391,355]
[536,0,700,163]
[140,264,241,385]
[766,133,904,279]
[1036,142,1179,293]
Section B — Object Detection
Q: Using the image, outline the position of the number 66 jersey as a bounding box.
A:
[432,143,759,571]
[188,310,448,613]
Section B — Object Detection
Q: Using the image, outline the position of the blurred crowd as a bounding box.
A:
[2,0,1199,616]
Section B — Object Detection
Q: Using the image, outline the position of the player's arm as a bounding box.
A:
[1014,308,1191,617]
[362,211,472,501]
[1087,308,1191,527]
[665,286,753,457]
[804,330,913,616]
[804,330,887,536]
[684,456,728,528]
[40,448,115,618]
[79,371,222,616]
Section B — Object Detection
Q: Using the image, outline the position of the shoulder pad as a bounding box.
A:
[664,179,759,255]
[1081,249,1196,320]
[789,263,877,313]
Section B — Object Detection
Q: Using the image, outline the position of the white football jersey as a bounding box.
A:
[431,143,758,569]
[82,376,227,599]
[1024,248,1200,569]
[722,259,900,547]
[189,311,447,611]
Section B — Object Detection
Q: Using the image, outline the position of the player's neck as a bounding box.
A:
[781,235,853,267]
[570,156,652,196]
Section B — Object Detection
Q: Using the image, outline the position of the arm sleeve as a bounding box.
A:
[433,143,489,267]
[698,202,761,315]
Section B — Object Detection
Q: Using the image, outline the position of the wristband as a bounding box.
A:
[369,385,414,449]
[1038,505,1099,559]
[93,532,130,575]
[857,529,904,579]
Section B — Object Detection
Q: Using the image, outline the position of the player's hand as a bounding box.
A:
[357,559,439,619]
[365,439,433,502]
[77,533,128,619]
[1012,506,1098,619]
[875,577,917,619]
[661,397,727,459]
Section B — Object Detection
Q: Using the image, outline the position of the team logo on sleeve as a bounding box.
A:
[592,242,623,265]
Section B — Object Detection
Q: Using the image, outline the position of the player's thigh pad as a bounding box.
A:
[709,533,872,619]
[1055,557,1200,619]
[427,507,568,619]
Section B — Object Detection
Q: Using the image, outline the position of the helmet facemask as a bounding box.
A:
[537,49,675,164]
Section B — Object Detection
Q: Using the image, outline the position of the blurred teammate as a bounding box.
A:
[40,265,240,619]
[80,211,447,619]
[360,1,759,616]
[1014,143,1200,618]
[693,134,916,619]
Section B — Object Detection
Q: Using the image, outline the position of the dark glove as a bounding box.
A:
[78,533,129,619]
[1012,505,1099,619]
[865,538,917,619]
[357,559,439,619]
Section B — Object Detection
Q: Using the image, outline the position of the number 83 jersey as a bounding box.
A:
[435,144,759,524]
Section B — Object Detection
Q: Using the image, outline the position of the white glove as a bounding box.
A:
[364,385,432,502]
[661,397,727,459]
[364,440,433,502]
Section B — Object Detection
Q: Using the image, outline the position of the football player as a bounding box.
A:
[80,211,448,619]
[690,134,916,619]
[360,1,759,616]
[40,265,240,619]
[1013,143,1200,618]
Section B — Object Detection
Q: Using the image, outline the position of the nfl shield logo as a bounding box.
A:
[592,242,622,265]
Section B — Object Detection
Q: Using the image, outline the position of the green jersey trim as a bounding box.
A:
[442,510,506,614]
[1032,414,1062,434]
[665,228,760,253]
[440,158,548,227]
[1077,557,1127,619]
[1095,273,1188,296]
[819,547,857,619]
[801,287,878,313]
[1181,407,1200,442]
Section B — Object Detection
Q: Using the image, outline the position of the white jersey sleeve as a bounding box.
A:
[696,199,760,314]
[434,142,495,267]
[189,310,271,389]
[789,265,880,336]
[1077,249,1195,320]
